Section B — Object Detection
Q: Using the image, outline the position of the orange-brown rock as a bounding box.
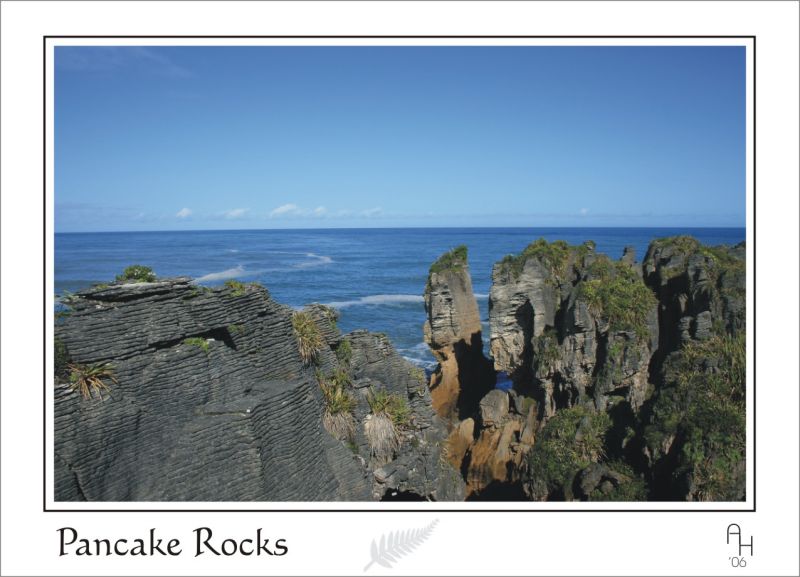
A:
[423,246,494,422]
[462,390,537,495]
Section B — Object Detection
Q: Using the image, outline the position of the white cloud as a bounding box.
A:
[224,208,249,219]
[361,207,383,218]
[580,208,589,216]
[270,204,329,218]
[269,203,300,218]
[176,207,192,218]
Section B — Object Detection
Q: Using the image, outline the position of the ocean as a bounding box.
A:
[55,227,745,368]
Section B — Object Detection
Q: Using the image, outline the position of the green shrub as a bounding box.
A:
[228,324,245,334]
[644,333,745,500]
[587,461,648,501]
[115,265,156,283]
[527,406,611,498]
[533,328,561,371]
[67,362,117,399]
[429,245,468,275]
[183,337,210,353]
[292,311,325,365]
[577,258,656,338]
[335,338,352,366]
[499,238,571,280]
[365,413,399,464]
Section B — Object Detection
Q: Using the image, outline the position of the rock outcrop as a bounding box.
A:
[489,240,658,417]
[639,237,747,501]
[423,246,494,421]
[54,278,463,501]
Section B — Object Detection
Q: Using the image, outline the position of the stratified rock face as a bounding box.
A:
[340,330,465,501]
[639,238,747,501]
[489,240,658,417]
[424,246,494,421]
[460,389,537,495]
[643,237,746,357]
[54,279,463,502]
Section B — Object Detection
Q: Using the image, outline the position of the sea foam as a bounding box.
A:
[325,294,424,309]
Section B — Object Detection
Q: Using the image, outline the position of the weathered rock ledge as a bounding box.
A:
[54,278,463,501]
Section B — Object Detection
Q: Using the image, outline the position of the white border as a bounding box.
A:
[45,36,754,512]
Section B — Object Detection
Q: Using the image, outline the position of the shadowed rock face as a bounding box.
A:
[643,237,746,358]
[489,241,658,417]
[54,279,464,502]
[423,246,494,421]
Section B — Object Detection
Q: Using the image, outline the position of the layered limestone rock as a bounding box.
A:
[54,278,463,502]
[423,246,494,421]
[489,240,658,418]
[639,238,746,501]
[643,236,746,357]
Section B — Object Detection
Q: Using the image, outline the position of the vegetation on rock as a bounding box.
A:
[586,461,648,501]
[54,337,69,376]
[429,245,468,275]
[67,362,118,399]
[224,279,247,296]
[317,368,357,442]
[292,311,325,365]
[183,337,210,353]
[643,333,745,500]
[367,387,411,427]
[499,238,572,280]
[334,338,352,366]
[533,328,561,373]
[115,265,156,283]
[578,258,656,338]
[527,405,611,499]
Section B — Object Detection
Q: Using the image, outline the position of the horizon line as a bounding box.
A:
[54,224,747,235]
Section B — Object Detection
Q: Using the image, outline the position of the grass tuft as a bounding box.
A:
[317,368,357,441]
[292,311,325,365]
[183,337,210,353]
[367,387,411,427]
[67,362,118,399]
[364,413,399,464]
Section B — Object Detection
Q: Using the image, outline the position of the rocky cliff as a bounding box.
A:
[54,278,464,501]
[423,246,494,421]
[422,236,745,501]
[488,240,658,416]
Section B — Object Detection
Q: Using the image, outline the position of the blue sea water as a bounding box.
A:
[55,227,745,369]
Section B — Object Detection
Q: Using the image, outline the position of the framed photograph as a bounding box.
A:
[1,1,798,575]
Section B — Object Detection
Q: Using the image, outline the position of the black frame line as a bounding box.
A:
[43,34,756,514]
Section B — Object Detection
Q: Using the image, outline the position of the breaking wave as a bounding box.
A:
[194,265,247,283]
[325,294,424,309]
[293,253,333,269]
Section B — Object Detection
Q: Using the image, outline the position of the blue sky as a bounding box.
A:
[55,45,745,232]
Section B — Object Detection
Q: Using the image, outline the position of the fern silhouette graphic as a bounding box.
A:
[363,519,439,571]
